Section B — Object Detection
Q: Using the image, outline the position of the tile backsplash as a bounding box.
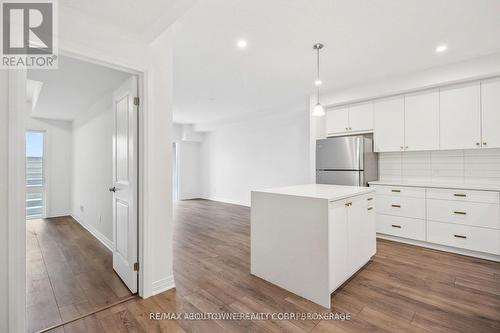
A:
[379,148,500,185]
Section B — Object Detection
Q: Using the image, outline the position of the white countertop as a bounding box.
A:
[253,184,374,201]
[369,180,500,192]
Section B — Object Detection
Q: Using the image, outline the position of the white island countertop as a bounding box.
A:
[368,180,500,192]
[253,184,374,201]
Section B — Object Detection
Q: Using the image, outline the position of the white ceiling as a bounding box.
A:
[173,0,500,125]
[60,0,197,42]
[27,55,130,121]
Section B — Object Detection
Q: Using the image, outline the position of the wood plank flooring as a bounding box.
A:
[43,200,500,332]
[27,216,133,333]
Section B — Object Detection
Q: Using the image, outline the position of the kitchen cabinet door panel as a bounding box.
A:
[439,83,481,150]
[481,78,500,148]
[349,102,373,132]
[404,90,439,151]
[326,107,349,136]
[373,97,405,152]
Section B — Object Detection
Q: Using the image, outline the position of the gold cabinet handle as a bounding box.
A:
[453,211,466,215]
[391,204,401,208]
[367,207,373,211]
[405,146,408,149]
[454,234,467,239]
[367,197,373,201]
[391,189,401,193]
[476,142,480,146]
[400,146,404,150]
[345,202,352,207]
[454,193,466,197]
[483,142,487,146]
[391,225,401,228]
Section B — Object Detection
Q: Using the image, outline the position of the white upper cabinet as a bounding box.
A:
[349,102,373,132]
[326,107,349,135]
[481,78,500,149]
[373,97,405,152]
[439,82,481,150]
[404,90,439,151]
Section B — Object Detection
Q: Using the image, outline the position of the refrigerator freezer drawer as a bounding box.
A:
[316,170,363,186]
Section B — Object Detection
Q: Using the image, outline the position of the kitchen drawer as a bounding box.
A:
[427,221,500,255]
[371,185,425,198]
[426,188,499,204]
[376,214,425,241]
[376,195,425,219]
[427,199,500,229]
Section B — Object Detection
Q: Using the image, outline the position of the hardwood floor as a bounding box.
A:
[27,216,133,333]
[45,199,500,332]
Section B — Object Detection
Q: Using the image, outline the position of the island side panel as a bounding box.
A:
[250,191,331,308]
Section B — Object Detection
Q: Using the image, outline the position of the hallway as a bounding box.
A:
[27,217,132,333]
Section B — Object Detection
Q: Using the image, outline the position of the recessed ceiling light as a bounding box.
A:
[236,40,248,49]
[314,79,322,86]
[435,44,448,53]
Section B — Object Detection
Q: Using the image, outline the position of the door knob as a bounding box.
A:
[476,142,480,146]
[483,142,487,146]
[109,187,118,192]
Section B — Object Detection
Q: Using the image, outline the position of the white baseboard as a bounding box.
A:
[377,233,500,262]
[200,196,250,207]
[71,214,113,252]
[152,275,175,296]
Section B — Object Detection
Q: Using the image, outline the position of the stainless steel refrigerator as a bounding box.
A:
[316,135,378,186]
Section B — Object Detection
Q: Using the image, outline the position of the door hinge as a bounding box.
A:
[134,97,140,106]
[133,262,139,271]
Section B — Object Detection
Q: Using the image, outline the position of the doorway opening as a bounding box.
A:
[25,55,140,332]
[25,131,46,220]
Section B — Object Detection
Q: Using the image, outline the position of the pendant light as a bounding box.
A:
[312,43,325,117]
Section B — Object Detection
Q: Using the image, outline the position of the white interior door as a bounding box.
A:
[111,76,138,293]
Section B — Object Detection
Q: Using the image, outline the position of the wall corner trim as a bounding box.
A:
[71,214,114,252]
[151,275,176,296]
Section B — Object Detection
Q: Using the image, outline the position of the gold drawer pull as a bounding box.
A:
[454,234,467,239]
[367,197,373,201]
[454,194,466,197]
[391,189,401,193]
[345,202,352,207]
[367,207,373,211]
[391,225,401,228]
[453,211,466,215]
[391,204,401,208]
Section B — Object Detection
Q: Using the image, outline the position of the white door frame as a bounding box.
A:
[8,48,149,333]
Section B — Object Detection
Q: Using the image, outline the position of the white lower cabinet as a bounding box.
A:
[427,199,500,229]
[376,195,425,219]
[376,215,426,241]
[427,221,500,255]
[329,194,376,291]
[371,184,500,258]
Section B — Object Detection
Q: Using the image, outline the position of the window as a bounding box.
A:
[26,131,45,219]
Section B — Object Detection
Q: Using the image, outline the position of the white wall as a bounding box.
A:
[177,141,201,200]
[25,102,73,218]
[200,109,310,206]
[72,93,115,248]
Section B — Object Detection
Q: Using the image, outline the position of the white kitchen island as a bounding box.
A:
[251,184,376,308]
